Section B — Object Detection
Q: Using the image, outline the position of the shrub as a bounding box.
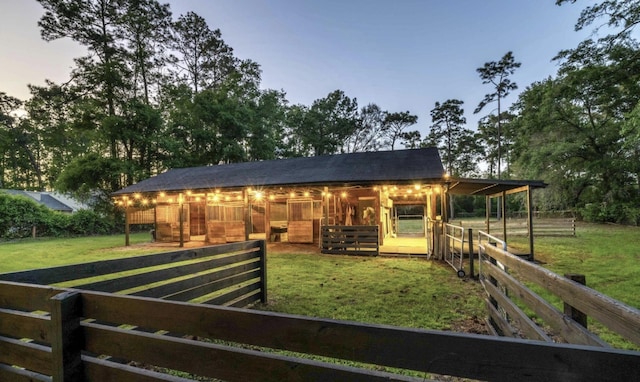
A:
[0,193,50,239]
[0,192,116,239]
[67,209,114,235]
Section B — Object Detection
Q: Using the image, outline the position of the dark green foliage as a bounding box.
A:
[0,192,115,240]
[0,193,49,239]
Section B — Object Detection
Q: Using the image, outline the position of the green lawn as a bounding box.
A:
[507,222,640,349]
[0,233,159,273]
[260,252,486,332]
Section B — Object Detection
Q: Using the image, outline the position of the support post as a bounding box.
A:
[501,191,507,243]
[526,185,535,261]
[179,195,184,248]
[485,195,490,234]
[564,274,588,328]
[243,189,251,241]
[265,195,272,243]
[259,239,268,303]
[125,204,130,247]
[467,228,475,279]
[51,291,84,382]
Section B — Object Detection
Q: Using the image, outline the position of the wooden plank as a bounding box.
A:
[0,308,51,343]
[129,260,260,299]
[225,221,246,242]
[79,290,640,382]
[206,221,226,244]
[165,269,262,302]
[82,322,426,382]
[485,298,517,337]
[0,363,51,382]
[72,250,260,293]
[0,241,262,285]
[288,220,314,243]
[482,260,608,347]
[483,244,640,347]
[482,279,552,342]
[0,281,62,312]
[225,289,263,308]
[50,291,83,382]
[0,336,52,375]
[202,279,262,306]
[83,356,191,382]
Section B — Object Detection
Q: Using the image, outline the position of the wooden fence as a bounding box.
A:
[1,280,639,381]
[321,225,379,256]
[0,240,267,308]
[459,218,576,237]
[477,231,640,348]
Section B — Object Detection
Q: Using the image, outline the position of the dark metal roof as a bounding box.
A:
[2,190,74,212]
[446,177,548,196]
[114,148,445,195]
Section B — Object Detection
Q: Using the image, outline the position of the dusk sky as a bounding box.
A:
[1,1,596,136]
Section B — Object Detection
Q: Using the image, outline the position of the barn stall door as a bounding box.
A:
[288,199,314,243]
[206,204,225,244]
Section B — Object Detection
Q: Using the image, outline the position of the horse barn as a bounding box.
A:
[112,148,546,256]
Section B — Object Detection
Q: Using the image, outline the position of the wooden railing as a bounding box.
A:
[0,240,267,308]
[1,280,639,381]
[477,231,640,348]
[321,225,379,256]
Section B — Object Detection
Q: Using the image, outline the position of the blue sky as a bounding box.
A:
[1,1,596,136]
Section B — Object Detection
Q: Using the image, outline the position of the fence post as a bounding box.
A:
[50,291,84,382]
[564,274,588,328]
[467,228,474,279]
[259,240,268,303]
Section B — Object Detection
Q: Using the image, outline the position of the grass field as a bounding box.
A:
[506,222,640,349]
[0,223,637,346]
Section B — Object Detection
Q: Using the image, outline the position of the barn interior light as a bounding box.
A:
[254,191,263,200]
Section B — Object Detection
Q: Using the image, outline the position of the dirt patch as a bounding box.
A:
[450,315,490,335]
[267,242,322,255]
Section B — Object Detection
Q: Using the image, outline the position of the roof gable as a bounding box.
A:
[114,148,444,194]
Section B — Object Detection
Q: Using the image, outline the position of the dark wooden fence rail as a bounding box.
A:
[477,231,640,348]
[321,225,379,256]
[0,240,267,308]
[1,280,639,382]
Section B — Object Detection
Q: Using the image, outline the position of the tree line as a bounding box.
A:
[1,0,639,224]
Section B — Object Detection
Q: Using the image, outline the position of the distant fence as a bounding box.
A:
[477,231,640,348]
[0,240,267,308]
[459,218,576,237]
[321,225,379,256]
[1,280,639,381]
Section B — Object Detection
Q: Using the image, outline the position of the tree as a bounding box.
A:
[247,89,289,160]
[556,0,640,46]
[342,103,387,153]
[120,0,173,104]
[428,99,467,175]
[383,111,418,150]
[170,11,236,93]
[474,51,521,178]
[302,90,360,156]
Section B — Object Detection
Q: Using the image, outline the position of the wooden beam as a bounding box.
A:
[526,185,534,260]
